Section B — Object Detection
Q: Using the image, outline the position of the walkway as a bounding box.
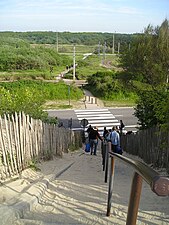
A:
[1,148,169,225]
[0,89,168,224]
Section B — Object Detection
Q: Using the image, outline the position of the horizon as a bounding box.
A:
[0,30,142,35]
[0,0,169,33]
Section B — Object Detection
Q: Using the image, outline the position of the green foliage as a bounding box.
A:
[29,159,41,171]
[120,19,169,87]
[120,19,169,129]
[0,80,83,120]
[134,90,169,129]
[0,37,72,72]
[86,71,137,101]
[0,84,47,120]
[0,31,133,49]
[43,117,58,124]
[76,55,119,79]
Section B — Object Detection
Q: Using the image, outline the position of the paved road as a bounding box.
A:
[109,107,139,132]
[47,107,139,133]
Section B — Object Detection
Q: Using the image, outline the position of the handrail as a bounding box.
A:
[104,141,169,225]
[109,151,169,196]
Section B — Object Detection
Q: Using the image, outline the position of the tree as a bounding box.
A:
[120,19,169,129]
[120,19,169,87]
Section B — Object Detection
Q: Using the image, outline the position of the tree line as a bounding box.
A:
[0,31,134,53]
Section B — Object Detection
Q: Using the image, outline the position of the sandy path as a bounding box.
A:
[11,147,169,225]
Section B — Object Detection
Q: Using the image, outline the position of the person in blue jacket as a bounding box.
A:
[110,126,120,152]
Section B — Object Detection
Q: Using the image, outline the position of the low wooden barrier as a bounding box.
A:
[0,112,82,182]
[101,142,169,225]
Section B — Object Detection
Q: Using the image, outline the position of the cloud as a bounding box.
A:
[0,0,140,16]
[0,0,167,33]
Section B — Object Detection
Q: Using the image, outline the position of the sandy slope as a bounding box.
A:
[1,145,169,225]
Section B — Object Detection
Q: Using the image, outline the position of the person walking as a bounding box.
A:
[110,126,120,152]
[103,127,109,141]
[86,125,92,134]
[89,127,103,155]
[119,120,125,134]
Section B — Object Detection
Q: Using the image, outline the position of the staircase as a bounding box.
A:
[14,150,122,225]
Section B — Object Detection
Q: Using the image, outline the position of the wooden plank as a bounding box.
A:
[7,114,18,175]
[4,114,15,175]
[19,112,24,169]
[0,115,9,179]
[15,112,22,171]
[27,115,33,159]
[11,114,21,173]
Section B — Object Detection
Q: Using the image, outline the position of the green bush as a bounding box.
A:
[87,71,137,102]
[0,37,72,72]
[0,80,83,121]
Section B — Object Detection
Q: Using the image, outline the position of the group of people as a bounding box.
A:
[103,126,122,153]
[85,120,125,155]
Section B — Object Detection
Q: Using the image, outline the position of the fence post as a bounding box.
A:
[106,156,115,216]
[126,172,143,225]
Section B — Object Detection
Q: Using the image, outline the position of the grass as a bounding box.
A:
[0,43,120,81]
[45,103,73,109]
[0,43,135,108]
[76,54,120,79]
[43,99,85,110]
[41,44,97,54]
[103,99,136,107]
[0,66,68,81]
[28,159,41,171]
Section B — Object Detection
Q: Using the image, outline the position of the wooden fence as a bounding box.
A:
[121,126,169,172]
[0,112,82,181]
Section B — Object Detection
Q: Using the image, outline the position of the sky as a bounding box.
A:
[0,0,168,34]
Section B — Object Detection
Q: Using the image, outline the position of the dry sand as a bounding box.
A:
[0,145,169,225]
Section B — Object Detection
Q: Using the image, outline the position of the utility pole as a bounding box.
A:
[68,84,70,105]
[73,44,76,81]
[56,32,58,53]
[98,41,100,57]
[112,34,115,54]
[166,70,169,92]
[118,42,120,54]
[102,42,106,65]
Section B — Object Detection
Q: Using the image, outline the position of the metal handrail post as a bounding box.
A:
[106,151,169,222]
[102,141,106,171]
[126,172,143,225]
[104,142,109,183]
[106,156,115,216]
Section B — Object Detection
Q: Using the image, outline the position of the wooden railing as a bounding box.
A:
[102,141,169,225]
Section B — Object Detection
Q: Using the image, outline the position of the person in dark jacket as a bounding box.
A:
[103,127,109,140]
[89,127,102,155]
[119,120,125,134]
[86,125,92,134]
